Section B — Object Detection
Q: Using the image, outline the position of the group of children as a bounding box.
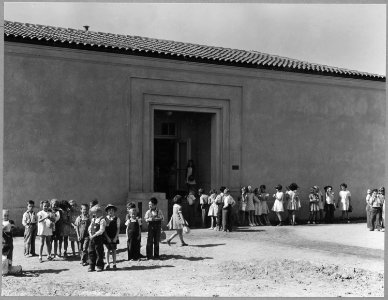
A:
[2,197,165,274]
[198,183,384,230]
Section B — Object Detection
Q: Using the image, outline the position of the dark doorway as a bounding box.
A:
[154,138,176,197]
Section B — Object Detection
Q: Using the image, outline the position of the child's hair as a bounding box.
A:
[275,184,282,191]
[288,183,298,191]
[253,187,259,194]
[150,197,158,205]
[260,185,266,190]
[127,202,136,210]
[27,200,35,206]
[173,195,182,204]
[40,200,50,208]
[90,198,99,208]
[80,203,89,210]
[219,186,226,193]
[209,189,216,194]
[340,183,348,189]
[324,185,333,191]
[59,200,71,210]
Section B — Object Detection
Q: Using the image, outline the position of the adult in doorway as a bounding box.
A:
[168,161,177,200]
[166,195,188,247]
[186,160,196,192]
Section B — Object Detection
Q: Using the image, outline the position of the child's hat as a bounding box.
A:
[105,204,117,212]
[89,204,103,214]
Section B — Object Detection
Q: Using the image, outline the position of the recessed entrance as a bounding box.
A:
[154,110,212,199]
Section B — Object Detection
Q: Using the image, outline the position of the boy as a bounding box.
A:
[2,209,15,264]
[75,203,91,266]
[144,197,164,260]
[22,200,38,257]
[126,208,142,261]
[88,204,106,272]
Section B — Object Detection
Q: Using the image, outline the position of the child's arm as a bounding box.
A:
[113,218,120,243]
[138,222,141,240]
[22,212,28,227]
[92,218,106,239]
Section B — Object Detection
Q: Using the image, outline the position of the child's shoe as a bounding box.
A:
[63,251,68,258]
[112,265,117,270]
[88,266,95,272]
[39,257,43,263]
[105,265,111,270]
[208,227,214,230]
[96,267,103,272]
[82,262,89,266]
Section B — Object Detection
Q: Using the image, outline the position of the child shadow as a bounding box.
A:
[234,229,265,232]
[190,243,226,248]
[112,265,175,271]
[116,248,128,254]
[162,254,213,261]
[16,269,69,277]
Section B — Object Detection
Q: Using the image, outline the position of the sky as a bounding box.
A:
[3,2,386,75]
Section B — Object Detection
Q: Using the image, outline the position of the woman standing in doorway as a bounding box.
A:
[186,160,196,192]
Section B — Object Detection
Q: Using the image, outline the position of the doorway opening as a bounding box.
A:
[154,110,212,199]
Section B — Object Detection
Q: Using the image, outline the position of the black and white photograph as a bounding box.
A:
[1,1,385,297]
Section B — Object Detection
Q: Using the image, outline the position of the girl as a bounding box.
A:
[186,159,196,192]
[286,183,301,226]
[365,189,372,230]
[50,199,63,259]
[68,200,79,256]
[308,187,320,224]
[215,187,226,231]
[239,187,248,226]
[59,200,72,258]
[199,188,209,228]
[259,185,271,226]
[272,184,284,226]
[37,200,56,262]
[337,183,352,223]
[207,189,218,230]
[246,186,256,226]
[126,208,142,261]
[315,186,324,223]
[324,186,336,224]
[104,204,120,269]
[253,188,264,226]
[74,203,91,266]
[166,195,188,246]
[2,210,15,265]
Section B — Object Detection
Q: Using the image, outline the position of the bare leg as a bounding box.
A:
[39,236,45,259]
[63,236,68,256]
[105,245,110,267]
[112,249,117,266]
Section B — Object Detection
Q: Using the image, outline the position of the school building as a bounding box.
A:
[3,20,385,228]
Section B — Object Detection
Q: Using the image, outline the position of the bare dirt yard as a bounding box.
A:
[1,223,384,297]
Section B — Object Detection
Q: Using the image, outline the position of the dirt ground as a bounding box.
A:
[1,223,384,297]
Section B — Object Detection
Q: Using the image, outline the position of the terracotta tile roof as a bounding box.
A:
[4,20,385,81]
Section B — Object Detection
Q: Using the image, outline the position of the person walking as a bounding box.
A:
[166,195,188,246]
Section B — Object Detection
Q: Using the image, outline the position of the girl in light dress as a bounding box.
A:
[308,187,320,224]
[272,184,284,226]
[253,188,264,226]
[239,187,248,226]
[337,183,352,223]
[259,185,271,226]
[37,200,57,262]
[286,183,301,226]
[246,186,256,226]
[207,189,218,230]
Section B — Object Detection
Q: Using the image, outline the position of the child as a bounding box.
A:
[22,200,38,257]
[215,187,226,231]
[315,186,324,223]
[308,187,320,224]
[324,186,336,224]
[50,199,63,259]
[369,189,382,231]
[144,197,164,260]
[259,185,271,225]
[246,186,256,226]
[74,203,91,266]
[186,190,196,228]
[239,187,248,226]
[253,188,264,226]
[379,187,385,231]
[2,210,15,265]
[222,188,236,232]
[2,244,22,276]
[104,204,120,269]
[337,183,352,223]
[37,200,56,262]
[126,208,141,261]
[286,183,301,226]
[199,188,209,228]
[88,204,106,272]
[272,184,284,226]
[207,190,218,230]
[68,200,79,256]
[60,200,72,257]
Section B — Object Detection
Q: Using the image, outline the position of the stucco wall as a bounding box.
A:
[4,42,385,227]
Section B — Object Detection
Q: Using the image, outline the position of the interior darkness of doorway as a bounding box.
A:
[154,110,212,199]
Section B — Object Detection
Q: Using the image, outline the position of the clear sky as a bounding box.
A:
[4,2,386,75]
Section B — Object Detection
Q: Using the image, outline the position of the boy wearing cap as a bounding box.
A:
[88,205,106,272]
[199,188,209,228]
[144,197,164,260]
[104,204,120,270]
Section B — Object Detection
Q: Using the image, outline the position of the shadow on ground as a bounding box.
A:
[190,243,226,248]
[113,265,175,271]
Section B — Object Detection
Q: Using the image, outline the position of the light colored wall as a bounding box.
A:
[4,42,385,228]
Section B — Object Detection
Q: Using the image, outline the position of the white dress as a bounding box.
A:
[207,193,218,216]
[246,193,255,211]
[339,190,351,211]
[37,211,53,236]
[286,190,301,211]
[272,192,284,212]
